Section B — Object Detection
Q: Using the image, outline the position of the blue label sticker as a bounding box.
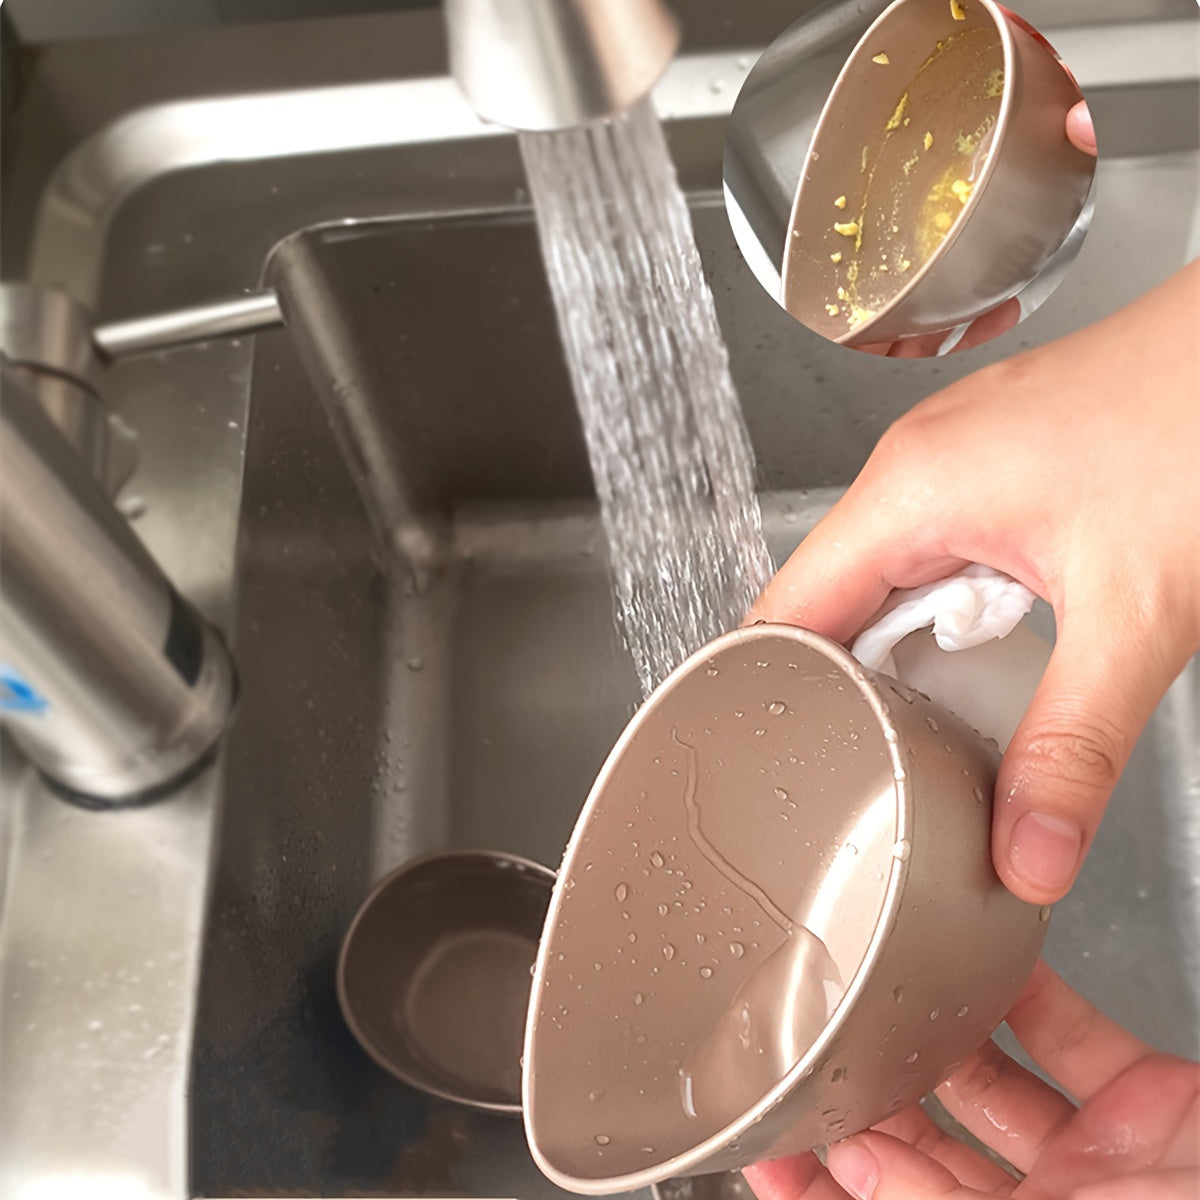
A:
[0,665,49,715]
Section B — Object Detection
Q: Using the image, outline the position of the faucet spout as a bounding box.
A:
[445,0,680,131]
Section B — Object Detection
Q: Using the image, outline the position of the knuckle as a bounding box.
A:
[943,1044,1007,1105]
[1052,1004,1103,1057]
[1016,715,1127,796]
[908,1120,951,1160]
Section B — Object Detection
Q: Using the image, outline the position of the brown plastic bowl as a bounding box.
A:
[337,849,554,1114]
[781,0,1095,347]
[524,625,1047,1192]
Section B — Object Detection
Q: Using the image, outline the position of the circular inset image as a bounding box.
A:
[723,0,1097,356]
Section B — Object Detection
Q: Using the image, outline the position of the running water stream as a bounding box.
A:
[521,101,840,1131]
[519,98,773,698]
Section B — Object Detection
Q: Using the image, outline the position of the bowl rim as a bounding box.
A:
[523,623,916,1192]
[780,0,1018,346]
[336,846,556,1115]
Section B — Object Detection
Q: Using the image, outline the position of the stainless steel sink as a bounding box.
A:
[1,2,1197,1197]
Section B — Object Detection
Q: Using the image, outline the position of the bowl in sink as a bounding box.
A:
[338,849,555,1114]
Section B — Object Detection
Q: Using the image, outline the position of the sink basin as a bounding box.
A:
[1,3,1197,1197]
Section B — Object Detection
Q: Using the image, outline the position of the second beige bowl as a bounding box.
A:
[524,625,1046,1192]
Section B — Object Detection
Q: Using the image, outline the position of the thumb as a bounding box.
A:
[993,601,1184,904]
[1065,99,1098,156]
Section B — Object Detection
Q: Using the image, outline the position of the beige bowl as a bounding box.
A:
[781,0,1095,347]
[523,625,1047,1192]
[337,849,554,1114]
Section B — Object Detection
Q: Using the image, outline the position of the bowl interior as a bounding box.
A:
[338,851,553,1112]
[783,0,1006,342]
[526,628,901,1186]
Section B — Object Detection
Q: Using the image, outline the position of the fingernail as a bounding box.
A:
[1009,811,1082,895]
[827,1140,879,1200]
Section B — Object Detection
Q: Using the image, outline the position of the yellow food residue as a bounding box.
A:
[900,258,912,271]
[950,0,966,20]
[834,221,860,238]
[825,304,841,316]
[872,52,891,66]
[849,304,876,328]
[984,67,1005,98]
[923,131,934,150]
[918,154,987,257]
[834,195,848,209]
[886,92,909,131]
[830,251,843,264]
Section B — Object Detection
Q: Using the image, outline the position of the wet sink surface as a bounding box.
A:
[1,3,1198,1197]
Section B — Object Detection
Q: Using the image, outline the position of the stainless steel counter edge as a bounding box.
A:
[0,337,255,1200]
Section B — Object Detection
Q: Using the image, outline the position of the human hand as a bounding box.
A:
[854,297,1022,358]
[748,259,1200,903]
[743,960,1199,1200]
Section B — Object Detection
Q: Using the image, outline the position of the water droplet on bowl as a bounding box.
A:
[633,992,645,1006]
[699,966,713,979]
[729,941,745,958]
[893,986,904,1002]
[615,882,629,902]
[905,1051,919,1064]
[595,1134,611,1146]
[650,851,665,868]
[663,944,675,961]
[957,1005,969,1018]
[767,700,786,716]
[925,716,940,733]
[892,839,911,861]
[929,1008,940,1021]
[1039,905,1052,922]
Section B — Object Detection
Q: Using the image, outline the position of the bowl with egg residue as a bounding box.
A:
[781,0,1095,348]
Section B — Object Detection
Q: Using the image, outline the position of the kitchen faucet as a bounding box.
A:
[0,284,282,806]
[444,0,679,130]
